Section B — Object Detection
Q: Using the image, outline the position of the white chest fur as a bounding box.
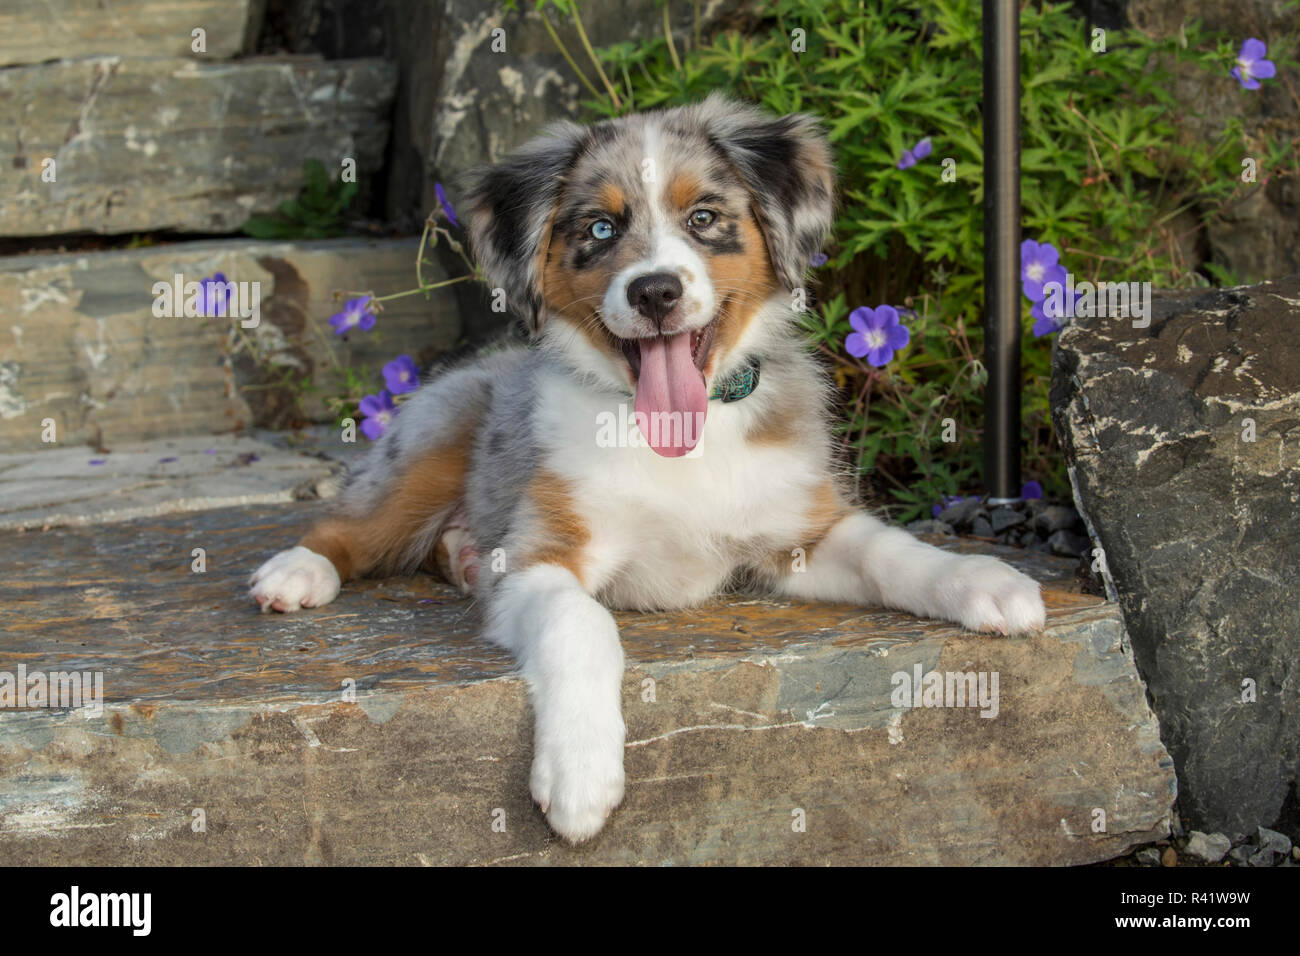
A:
[533,371,824,608]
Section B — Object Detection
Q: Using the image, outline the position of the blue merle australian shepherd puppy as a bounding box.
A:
[250,94,1045,842]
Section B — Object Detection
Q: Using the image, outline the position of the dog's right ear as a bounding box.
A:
[464,121,588,334]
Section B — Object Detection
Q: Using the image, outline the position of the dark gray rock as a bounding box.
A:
[938,498,984,527]
[990,507,1026,532]
[1228,845,1252,865]
[1052,276,1300,837]
[1047,530,1090,558]
[1036,504,1080,535]
[1136,847,1163,866]
[971,516,995,538]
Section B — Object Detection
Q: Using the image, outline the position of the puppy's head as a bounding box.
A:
[466,94,834,455]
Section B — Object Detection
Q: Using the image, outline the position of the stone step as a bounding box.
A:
[0,56,396,236]
[0,502,1175,865]
[0,238,461,451]
[0,1,262,65]
[0,430,361,531]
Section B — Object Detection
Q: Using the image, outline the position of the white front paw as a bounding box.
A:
[249,546,341,613]
[530,710,626,844]
[935,555,1046,636]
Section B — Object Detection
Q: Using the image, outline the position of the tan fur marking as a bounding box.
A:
[542,230,626,362]
[300,427,475,582]
[746,399,799,446]
[755,481,852,579]
[299,522,359,582]
[520,469,591,583]
[705,212,780,375]
[801,481,852,555]
[668,172,703,211]
[597,182,626,216]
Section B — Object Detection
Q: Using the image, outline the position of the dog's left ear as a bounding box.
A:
[463,121,588,333]
[696,94,836,292]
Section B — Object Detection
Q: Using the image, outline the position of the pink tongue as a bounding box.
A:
[634,333,707,457]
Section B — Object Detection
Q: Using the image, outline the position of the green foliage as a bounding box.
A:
[241,159,358,240]
[537,0,1298,520]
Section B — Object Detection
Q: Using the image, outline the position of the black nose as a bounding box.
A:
[626,272,683,327]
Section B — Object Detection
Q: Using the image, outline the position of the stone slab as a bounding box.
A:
[0,56,395,236]
[0,503,1174,865]
[0,238,462,450]
[0,432,356,531]
[0,1,264,65]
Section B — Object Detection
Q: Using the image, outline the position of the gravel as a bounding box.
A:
[1184,830,1231,863]
[1258,826,1292,856]
[905,494,1102,594]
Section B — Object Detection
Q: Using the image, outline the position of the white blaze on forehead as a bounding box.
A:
[601,121,716,335]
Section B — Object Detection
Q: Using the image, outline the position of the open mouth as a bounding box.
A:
[619,312,719,382]
[617,312,720,459]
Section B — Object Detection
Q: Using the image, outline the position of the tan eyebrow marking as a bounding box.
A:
[597,183,626,216]
[668,172,704,211]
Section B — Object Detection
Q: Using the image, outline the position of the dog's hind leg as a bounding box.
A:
[431,501,480,595]
[249,357,507,612]
[250,436,473,612]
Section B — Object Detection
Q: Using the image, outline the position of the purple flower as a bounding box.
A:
[1020,480,1043,500]
[846,305,910,367]
[157,456,178,464]
[896,137,932,170]
[435,182,459,228]
[1020,239,1068,302]
[88,458,107,466]
[1031,299,1063,338]
[329,296,376,335]
[1030,283,1083,337]
[1231,38,1276,90]
[359,390,397,440]
[197,272,232,317]
[810,252,829,268]
[382,355,420,395]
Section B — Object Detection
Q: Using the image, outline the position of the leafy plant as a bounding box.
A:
[529,0,1299,521]
[241,159,359,240]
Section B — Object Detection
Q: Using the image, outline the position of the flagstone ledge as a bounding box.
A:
[0,503,1174,865]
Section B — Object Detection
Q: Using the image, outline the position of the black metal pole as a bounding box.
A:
[982,0,1021,503]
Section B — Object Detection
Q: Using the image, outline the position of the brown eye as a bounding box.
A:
[688,209,716,228]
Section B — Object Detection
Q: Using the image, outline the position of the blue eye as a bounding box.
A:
[688,209,716,228]
[590,220,616,240]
